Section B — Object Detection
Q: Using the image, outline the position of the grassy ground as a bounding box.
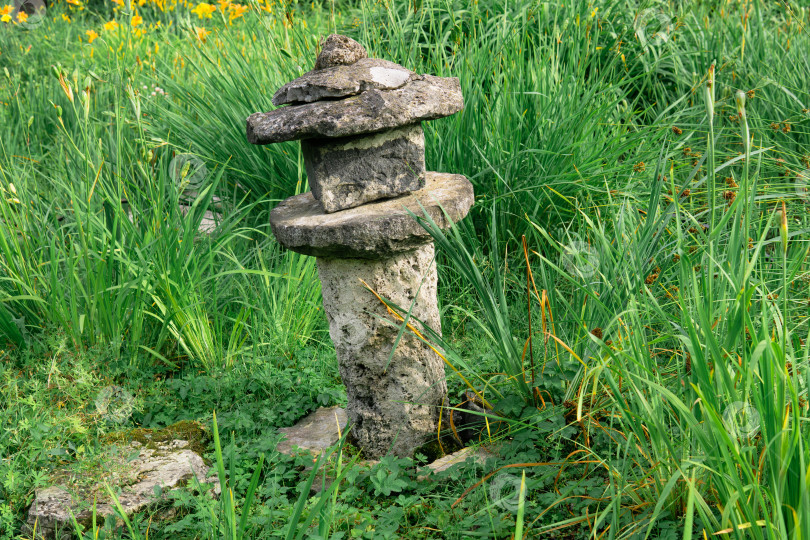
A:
[1,0,809,538]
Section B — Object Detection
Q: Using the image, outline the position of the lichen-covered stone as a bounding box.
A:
[303,124,425,213]
[314,34,367,70]
[246,75,463,144]
[317,244,445,458]
[25,440,217,539]
[277,406,348,456]
[270,172,474,259]
[273,58,414,106]
[417,446,496,481]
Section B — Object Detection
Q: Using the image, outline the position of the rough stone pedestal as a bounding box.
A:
[318,244,445,457]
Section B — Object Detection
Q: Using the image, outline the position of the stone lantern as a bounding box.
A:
[246,35,473,458]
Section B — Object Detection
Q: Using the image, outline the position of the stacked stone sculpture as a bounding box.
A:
[246,34,473,458]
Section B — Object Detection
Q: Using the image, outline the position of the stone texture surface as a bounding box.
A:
[270,171,473,258]
[314,34,367,71]
[417,446,496,481]
[273,58,414,106]
[317,244,446,458]
[277,406,348,456]
[303,124,425,213]
[26,440,216,539]
[246,75,463,144]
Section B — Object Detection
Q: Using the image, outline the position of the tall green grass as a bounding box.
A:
[0,56,325,368]
[417,54,809,536]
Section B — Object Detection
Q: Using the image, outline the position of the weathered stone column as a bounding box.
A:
[246,35,473,458]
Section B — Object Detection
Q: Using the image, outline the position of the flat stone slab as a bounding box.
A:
[270,171,474,259]
[303,124,425,213]
[273,58,415,106]
[26,439,217,539]
[277,406,348,456]
[246,75,463,144]
[417,446,496,481]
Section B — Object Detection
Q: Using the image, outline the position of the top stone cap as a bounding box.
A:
[247,34,464,145]
[314,34,367,70]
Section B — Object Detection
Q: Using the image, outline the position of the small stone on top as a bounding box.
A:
[314,34,367,70]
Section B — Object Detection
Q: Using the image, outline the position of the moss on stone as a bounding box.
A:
[103,420,211,459]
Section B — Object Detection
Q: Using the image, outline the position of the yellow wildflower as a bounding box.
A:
[1,14,10,23]
[0,5,12,16]
[66,0,83,7]
[217,0,230,11]
[228,3,247,21]
[131,13,142,26]
[86,29,98,42]
[62,13,71,22]
[191,2,215,18]
[16,11,27,23]
[103,20,118,31]
[194,25,210,42]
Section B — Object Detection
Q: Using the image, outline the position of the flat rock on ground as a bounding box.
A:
[277,406,348,456]
[26,439,217,539]
[418,446,496,481]
[270,171,474,259]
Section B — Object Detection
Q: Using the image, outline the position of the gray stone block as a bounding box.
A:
[303,124,426,213]
[269,171,474,259]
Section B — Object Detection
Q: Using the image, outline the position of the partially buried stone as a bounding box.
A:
[269,171,474,259]
[25,439,216,540]
[303,123,425,213]
[246,75,463,145]
[276,406,348,456]
[314,34,367,70]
